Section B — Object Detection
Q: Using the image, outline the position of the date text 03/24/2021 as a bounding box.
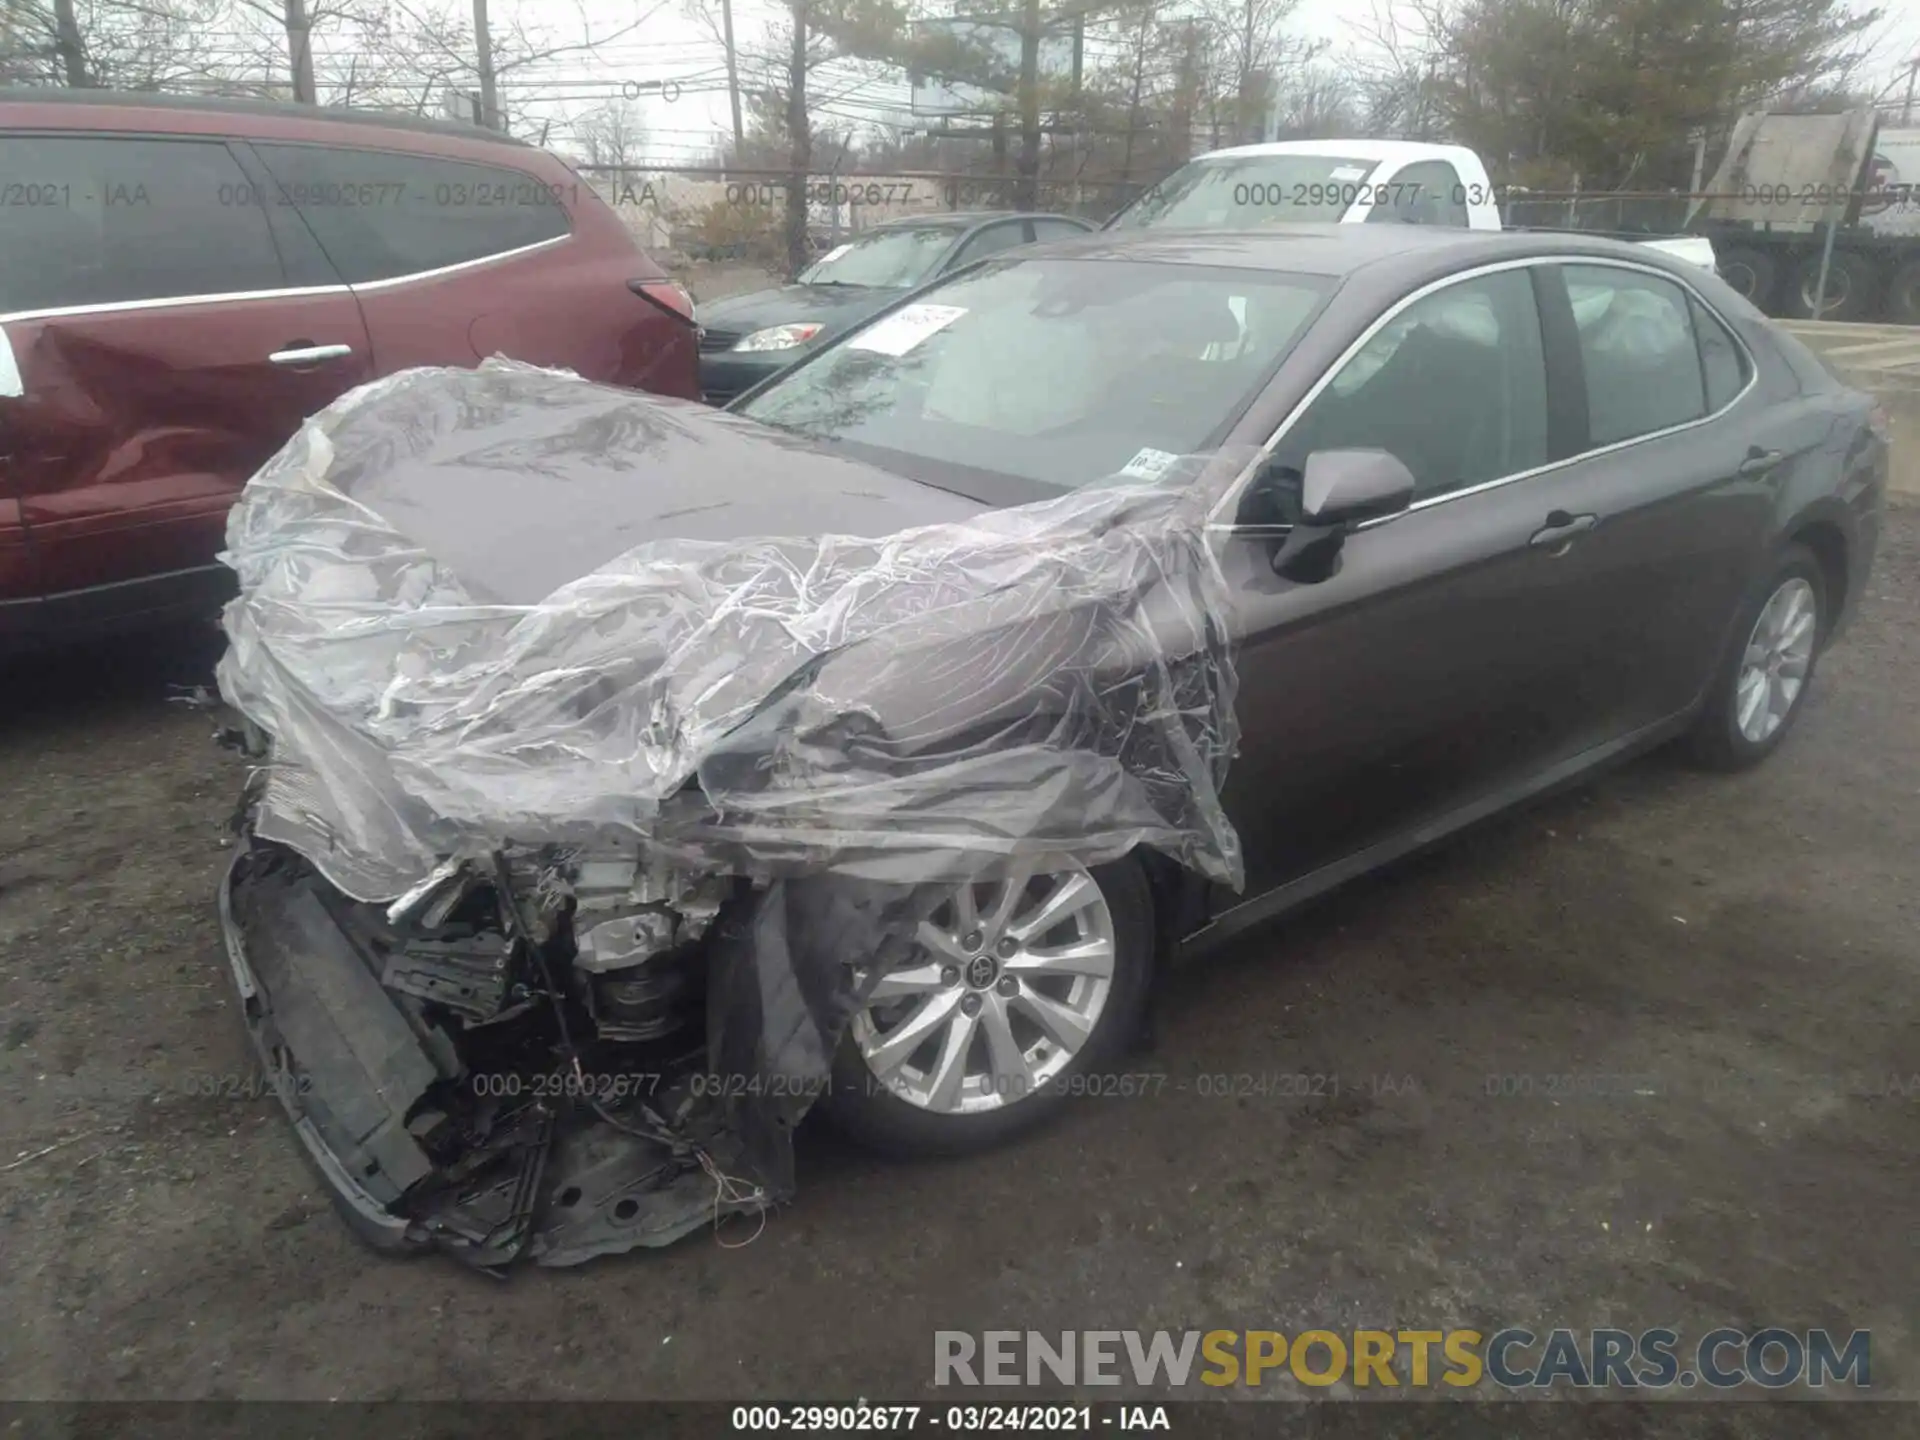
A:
[729,1405,1170,1433]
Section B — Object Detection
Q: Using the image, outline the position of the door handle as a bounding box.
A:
[269,342,353,366]
[1529,510,1597,551]
[1737,446,1784,476]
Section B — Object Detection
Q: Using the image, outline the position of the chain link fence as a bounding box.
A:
[577,165,1151,269]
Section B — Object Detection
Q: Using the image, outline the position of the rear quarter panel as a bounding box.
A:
[1732,309,1885,634]
[356,152,698,399]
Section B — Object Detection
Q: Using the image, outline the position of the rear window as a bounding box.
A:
[0,134,286,313]
[1690,295,1752,410]
[1107,153,1382,229]
[252,144,570,283]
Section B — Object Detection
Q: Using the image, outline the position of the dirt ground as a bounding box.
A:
[1,504,1916,1424]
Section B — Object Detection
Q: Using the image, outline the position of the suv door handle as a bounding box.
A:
[1529,510,1597,551]
[269,342,353,366]
[1737,446,1784,476]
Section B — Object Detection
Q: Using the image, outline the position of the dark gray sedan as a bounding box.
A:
[219,223,1887,1261]
[694,210,1094,403]
[728,222,1885,1144]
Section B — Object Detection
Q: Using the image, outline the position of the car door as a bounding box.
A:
[1213,265,1603,901]
[1515,260,1777,757]
[246,143,576,377]
[0,130,370,632]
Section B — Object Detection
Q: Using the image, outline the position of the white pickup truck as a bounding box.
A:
[1107,138,1720,273]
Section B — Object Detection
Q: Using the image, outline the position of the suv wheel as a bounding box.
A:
[1688,544,1826,771]
[821,857,1153,1157]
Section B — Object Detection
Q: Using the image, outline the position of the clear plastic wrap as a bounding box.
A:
[216,360,1247,902]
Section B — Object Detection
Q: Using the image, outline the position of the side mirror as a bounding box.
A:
[1301,448,1415,528]
[1267,449,1415,585]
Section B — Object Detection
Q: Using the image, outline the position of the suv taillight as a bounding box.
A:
[629,278,696,327]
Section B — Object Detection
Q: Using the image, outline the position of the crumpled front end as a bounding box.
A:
[212,359,1246,1268]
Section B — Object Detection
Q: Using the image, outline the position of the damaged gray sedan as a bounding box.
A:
[214,225,1884,1270]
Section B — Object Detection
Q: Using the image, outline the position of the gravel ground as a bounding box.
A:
[1,503,1916,1428]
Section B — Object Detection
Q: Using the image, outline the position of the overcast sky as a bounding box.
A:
[486,0,1920,164]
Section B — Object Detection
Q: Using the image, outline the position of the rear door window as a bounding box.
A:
[0,134,286,313]
[1564,265,1706,446]
[251,144,570,284]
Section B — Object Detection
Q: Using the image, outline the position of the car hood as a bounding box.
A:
[216,359,1243,904]
[340,385,987,606]
[698,283,901,340]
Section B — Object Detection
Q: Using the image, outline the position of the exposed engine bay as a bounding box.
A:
[219,791,926,1271]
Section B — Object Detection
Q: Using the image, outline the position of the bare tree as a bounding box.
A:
[574,99,648,169]
[1349,0,1445,140]
[691,0,919,272]
[1,0,235,90]
[1267,54,1364,138]
[1196,0,1313,145]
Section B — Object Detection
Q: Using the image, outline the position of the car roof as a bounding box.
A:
[1013,222,1702,285]
[1184,138,1485,170]
[871,209,1087,231]
[0,86,530,148]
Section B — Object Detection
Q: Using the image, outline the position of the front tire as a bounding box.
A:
[1687,545,1826,771]
[820,857,1154,1157]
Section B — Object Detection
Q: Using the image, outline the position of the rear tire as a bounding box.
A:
[1715,245,1779,310]
[1787,250,1879,322]
[1686,544,1826,772]
[820,856,1155,1158]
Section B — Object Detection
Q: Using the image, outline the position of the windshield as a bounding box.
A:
[1109,154,1382,229]
[738,258,1331,489]
[798,225,962,288]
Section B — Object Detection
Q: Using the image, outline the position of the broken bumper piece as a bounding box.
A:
[218,837,773,1271]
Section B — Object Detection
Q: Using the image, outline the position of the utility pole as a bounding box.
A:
[1170,20,1202,164]
[784,0,811,279]
[1903,56,1918,127]
[1239,0,1254,145]
[1014,0,1041,209]
[1118,2,1152,186]
[51,0,89,86]
[284,0,317,103]
[473,0,500,129]
[721,0,745,151]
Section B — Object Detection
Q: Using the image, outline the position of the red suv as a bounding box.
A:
[0,89,699,652]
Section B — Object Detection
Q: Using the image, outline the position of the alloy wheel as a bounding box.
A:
[1735,576,1817,744]
[849,864,1117,1114]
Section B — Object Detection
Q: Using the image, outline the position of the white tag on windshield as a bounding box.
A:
[1119,447,1180,481]
[1329,165,1368,182]
[848,304,967,356]
[815,243,851,265]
